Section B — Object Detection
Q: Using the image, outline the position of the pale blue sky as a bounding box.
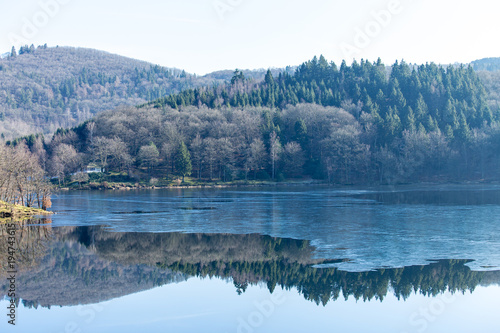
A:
[1,0,499,74]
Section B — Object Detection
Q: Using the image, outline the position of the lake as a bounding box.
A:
[1,184,500,332]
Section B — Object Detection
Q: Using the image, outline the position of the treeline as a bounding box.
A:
[0,142,51,209]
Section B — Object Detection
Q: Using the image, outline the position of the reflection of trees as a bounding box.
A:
[1,226,183,309]
[160,259,485,305]
[5,226,493,308]
[87,228,318,266]
[72,227,494,306]
[0,218,53,278]
[163,260,487,305]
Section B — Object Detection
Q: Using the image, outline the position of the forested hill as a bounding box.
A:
[0,45,273,139]
[149,56,496,134]
[10,56,500,185]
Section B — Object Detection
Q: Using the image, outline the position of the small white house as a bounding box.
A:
[84,164,104,173]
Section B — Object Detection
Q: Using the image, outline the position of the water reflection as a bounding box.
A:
[49,186,500,272]
[1,224,499,309]
[0,222,184,309]
[0,219,53,278]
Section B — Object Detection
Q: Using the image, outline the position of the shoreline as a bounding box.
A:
[53,179,500,192]
[56,180,325,191]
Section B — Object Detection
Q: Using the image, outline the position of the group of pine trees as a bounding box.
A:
[150,55,494,145]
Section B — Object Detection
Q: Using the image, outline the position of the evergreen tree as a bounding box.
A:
[414,94,428,121]
[265,69,275,87]
[231,69,245,85]
[294,119,308,148]
[175,141,192,182]
[456,112,471,143]
[404,106,416,133]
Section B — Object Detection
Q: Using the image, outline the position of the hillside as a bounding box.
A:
[19,56,500,186]
[1,46,498,144]
[0,45,273,139]
[470,57,500,112]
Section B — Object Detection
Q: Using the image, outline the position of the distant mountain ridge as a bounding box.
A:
[471,57,500,72]
[0,46,274,139]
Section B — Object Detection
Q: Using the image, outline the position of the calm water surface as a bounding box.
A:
[1,184,499,332]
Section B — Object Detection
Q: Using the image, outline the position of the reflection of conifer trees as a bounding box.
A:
[3,227,496,309]
[72,227,495,306]
[161,259,486,306]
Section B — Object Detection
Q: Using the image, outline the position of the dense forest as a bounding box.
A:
[10,56,500,185]
[0,45,276,138]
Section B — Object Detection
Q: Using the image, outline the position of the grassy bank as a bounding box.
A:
[0,201,52,222]
[55,171,325,191]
